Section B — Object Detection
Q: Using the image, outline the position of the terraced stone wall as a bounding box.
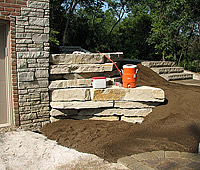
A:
[49,53,165,123]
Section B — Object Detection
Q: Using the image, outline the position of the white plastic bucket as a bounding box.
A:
[92,77,106,89]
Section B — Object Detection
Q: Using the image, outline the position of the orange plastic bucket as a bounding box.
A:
[122,64,137,88]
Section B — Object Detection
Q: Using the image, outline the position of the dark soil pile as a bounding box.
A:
[42,64,200,162]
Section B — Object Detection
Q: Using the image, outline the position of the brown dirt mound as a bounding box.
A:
[42,64,200,162]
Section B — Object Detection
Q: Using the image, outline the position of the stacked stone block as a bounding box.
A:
[0,0,50,129]
[50,53,165,123]
[15,0,50,129]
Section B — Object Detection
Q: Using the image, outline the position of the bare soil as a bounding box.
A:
[42,64,200,162]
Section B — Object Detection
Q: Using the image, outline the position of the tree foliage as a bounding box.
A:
[50,0,200,72]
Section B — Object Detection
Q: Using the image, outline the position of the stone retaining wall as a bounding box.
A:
[49,53,165,124]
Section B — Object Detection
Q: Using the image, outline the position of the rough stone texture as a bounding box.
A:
[13,0,50,129]
[151,67,184,74]
[141,61,175,68]
[114,101,159,108]
[160,73,193,81]
[50,101,114,109]
[91,86,165,102]
[49,77,121,89]
[69,115,119,121]
[63,70,119,80]
[49,79,92,89]
[50,116,60,123]
[50,63,114,74]
[50,54,105,64]
[90,116,119,121]
[121,117,144,124]
[51,89,91,102]
[78,108,152,117]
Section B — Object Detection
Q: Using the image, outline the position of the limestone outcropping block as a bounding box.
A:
[50,101,114,109]
[114,101,159,108]
[50,63,114,74]
[151,67,184,74]
[49,79,92,89]
[63,70,119,80]
[50,53,105,64]
[91,86,165,102]
[49,77,122,89]
[141,61,175,68]
[69,115,119,121]
[160,73,193,81]
[78,108,152,117]
[51,88,91,101]
[121,117,144,124]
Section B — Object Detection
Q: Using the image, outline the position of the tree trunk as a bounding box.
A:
[62,0,79,46]
[197,60,200,73]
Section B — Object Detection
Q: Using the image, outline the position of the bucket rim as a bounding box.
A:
[123,64,137,68]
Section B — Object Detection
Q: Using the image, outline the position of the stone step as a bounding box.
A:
[151,67,184,74]
[50,63,114,74]
[49,77,122,89]
[50,101,114,109]
[160,73,193,81]
[51,86,165,102]
[141,61,175,68]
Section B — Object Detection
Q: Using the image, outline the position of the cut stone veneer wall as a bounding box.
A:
[49,53,165,123]
[0,0,50,130]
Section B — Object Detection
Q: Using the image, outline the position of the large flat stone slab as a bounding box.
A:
[50,63,114,74]
[114,101,160,108]
[141,61,175,68]
[49,79,92,89]
[50,53,105,64]
[69,115,119,121]
[51,88,91,102]
[63,70,119,79]
[78,108,152,117]
[151,67,184,74]
[91,86,165,102]
[121,116,144,124]
[49,77,121,89]
[50,101,114,109]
